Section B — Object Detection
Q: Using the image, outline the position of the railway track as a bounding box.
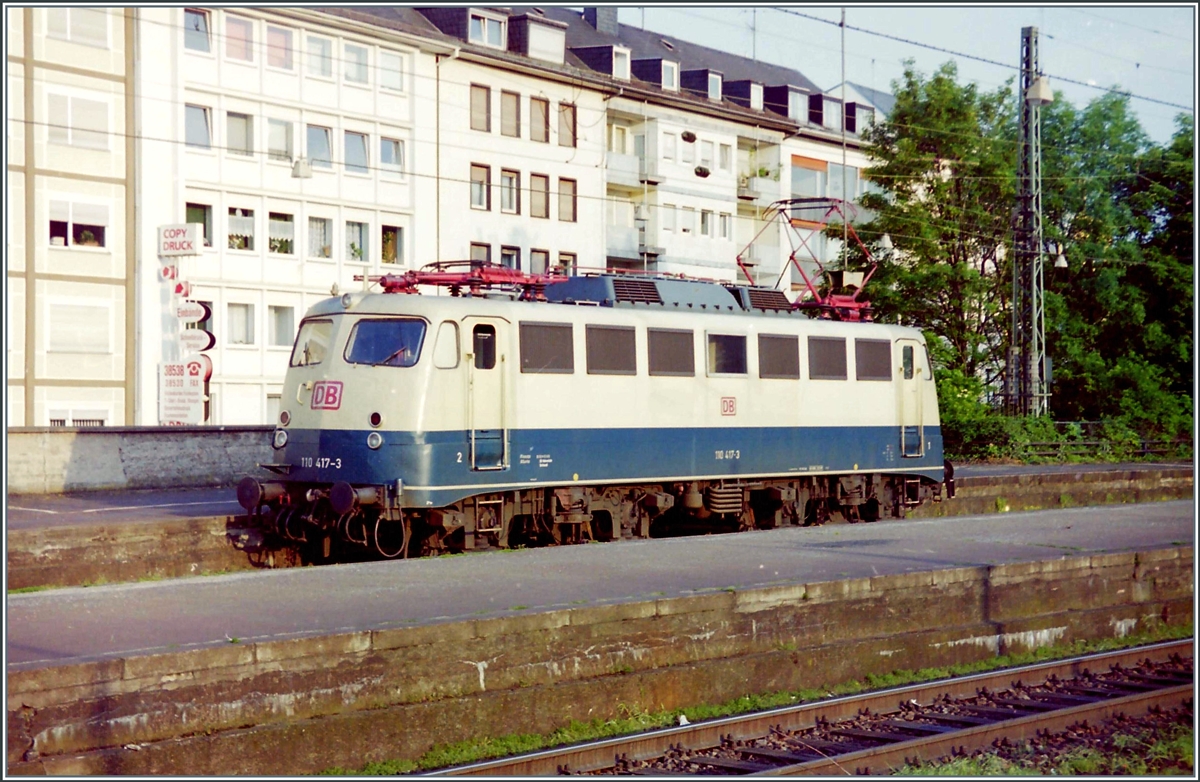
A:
[426,640,1193,776]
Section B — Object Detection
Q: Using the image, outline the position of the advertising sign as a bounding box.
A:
[176,300,211,324]
[158,223,203,257]
[159,358,207,425]
[180,329,215,353]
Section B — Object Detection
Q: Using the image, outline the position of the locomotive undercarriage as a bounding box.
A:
[237,472,948,562]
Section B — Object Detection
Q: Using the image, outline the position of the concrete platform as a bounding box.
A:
[4,501,1195,774]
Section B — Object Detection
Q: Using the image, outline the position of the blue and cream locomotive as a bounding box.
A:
[238,266,952,558]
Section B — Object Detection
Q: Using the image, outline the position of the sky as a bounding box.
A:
[614,5,1195,145]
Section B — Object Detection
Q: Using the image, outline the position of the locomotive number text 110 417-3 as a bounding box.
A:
[299,456,342,469]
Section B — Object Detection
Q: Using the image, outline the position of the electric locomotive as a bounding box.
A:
[238,264,952,559]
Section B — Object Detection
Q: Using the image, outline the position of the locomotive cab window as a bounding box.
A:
[473,324,496,369]
[808,336,847,380]
[648,328,694,376]
[520,322,574,373]
[586,325,636,375]
[758,334,800,379]
[855,339,892,381]
[902,345,914,379]
[343,318,426,367]
[433,321,460,369]
[290,318,333,367]
[707,333,747,375]
[922,344,934,380]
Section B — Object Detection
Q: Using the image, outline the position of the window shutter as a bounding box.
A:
[50,200,71,223]
[72,203,109,227]
[70,8,107,47]
[72,98,108,149]
[47,94,69,145]
[48,304,110,353]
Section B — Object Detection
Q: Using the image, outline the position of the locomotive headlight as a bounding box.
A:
[366,431,383,450]
[272,428,289,449]
[279,410,290,426]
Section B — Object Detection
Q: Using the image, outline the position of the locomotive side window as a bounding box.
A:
[855,339,892,381]
[922,345,934,380]
[758,334,800,379]
[585,325,636,375]
[433,321,460,369]
[289,318,334,367]
[519,322,574,373]
[707,333,747,375]
[343,318,426,367]
[808,336,847,380]
[648,328,694,376]
[902,345,914,379]
[473,325,496,369]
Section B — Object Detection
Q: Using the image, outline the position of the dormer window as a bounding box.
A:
[469,11,506,48]
[788,90,805,121]
[707,73,722,101]
[750,83,763,111]
[662,61,678,91]
[613,47,630,80]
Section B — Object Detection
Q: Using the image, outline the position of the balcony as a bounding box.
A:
[606,152,641,190]
[606,224,640,260]
[638,158,662,185]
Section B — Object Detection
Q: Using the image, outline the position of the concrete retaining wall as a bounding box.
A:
[6,547,1192,775]
[6,427,273,495]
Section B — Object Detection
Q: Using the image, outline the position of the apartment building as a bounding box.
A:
[7,7,135,427]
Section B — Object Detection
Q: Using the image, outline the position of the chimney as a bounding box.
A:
[583,7,619,36]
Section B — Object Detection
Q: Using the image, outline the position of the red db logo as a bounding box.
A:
[311,381,343,410]
[721,397,737,416]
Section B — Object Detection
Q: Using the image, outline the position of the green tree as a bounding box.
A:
[853,61,1017,387]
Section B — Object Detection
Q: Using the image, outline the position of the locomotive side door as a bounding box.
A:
[464,317,508,470]
[897,339,924,457]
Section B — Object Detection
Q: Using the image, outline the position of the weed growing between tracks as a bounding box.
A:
[319,622,1192,775]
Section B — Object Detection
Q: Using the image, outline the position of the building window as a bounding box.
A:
[469,12,506,48]
[750,83,764,111]
[469,242,491,263]
[681,138,695,164]
[49,200,108,248]
[226,112,253,156]
[266,25,293,70]
[530,248,549,275]
[346,221,368,262]
[268,305,295,346]
[609,124,628,154]
[381,137,403,177]
[226,16,254,62]
[379,51,403,91]
[719,144,732,171]
[228,208,254,250]
[558,103,576,148]
[308,217,332,258]
[186,202,212,246]
[558,251,577,274]
[558,178,577,222]
[381,225,402,264]
[227,303,255,345]
[700,140,713,168]
[470,164,491,210]
[268,212,294,254]
[307,125,332,168]
[530,174,549,218]
[823,97,843,132]
[267,119,292,161]
[47,7,108,48]
[47,303,111,353]
[345,43,368,84]
[661,203,676,232]
[828,162,860,203]
[680,207,695,233]
[613,49,630,80]
[307,36,332,78]
[500,246,520,270]
[501,91,520,138]
[662,61,679,91]
[184,8,210,52]
[791,158,827,199]
[707,73,722,101]
[47,94,108,150]
[662,132,676,161]
[530,97,549,142]
[500,169,519,214]
[719,213,730,240]
[700,210,712,237]
[787,91,805,122]
[344,131,368,174]
[470,84,490,132]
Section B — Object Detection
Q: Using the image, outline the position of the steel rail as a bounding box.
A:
[425,639,1193,776]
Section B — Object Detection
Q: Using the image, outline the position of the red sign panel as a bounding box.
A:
[311,381,343,410]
